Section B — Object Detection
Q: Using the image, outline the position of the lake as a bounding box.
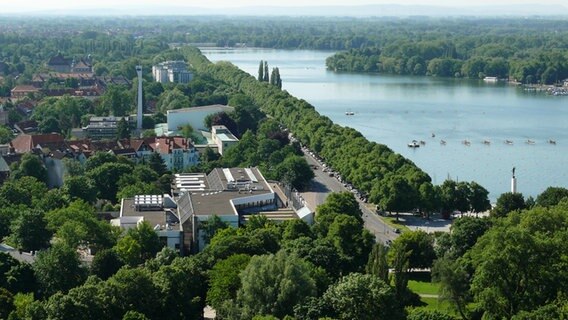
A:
[202,48,568,201]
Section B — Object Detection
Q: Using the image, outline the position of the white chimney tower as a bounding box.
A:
[136,65,143,130]
[511,167,517,193]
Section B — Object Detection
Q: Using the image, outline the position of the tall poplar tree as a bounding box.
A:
[257,60,264,81]
[263,61,269,82]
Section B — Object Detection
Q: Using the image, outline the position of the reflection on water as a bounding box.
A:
[203,48,568,201]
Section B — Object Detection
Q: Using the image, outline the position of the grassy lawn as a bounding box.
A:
[382,216,411,232]
[405,271,459,316]
[408,280,440,295]
[420,297,455,313]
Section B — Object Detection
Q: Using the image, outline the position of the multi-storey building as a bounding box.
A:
[152,61,193,84]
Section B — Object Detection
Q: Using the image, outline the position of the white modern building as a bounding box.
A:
[212,125,239,155]
[166,104,234,133]
[113,194,183,253]
[174,167,310,252]
[152,61,193,84]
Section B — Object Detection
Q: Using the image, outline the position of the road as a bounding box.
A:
[300,150,399,244]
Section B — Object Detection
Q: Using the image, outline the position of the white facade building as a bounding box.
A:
[152,61,193,84]
[113,195,183,253]
[212,125,239,155]
[129,136,199,171]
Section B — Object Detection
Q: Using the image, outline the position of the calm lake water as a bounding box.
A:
[203,48,568,201]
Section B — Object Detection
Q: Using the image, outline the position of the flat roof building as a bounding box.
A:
[166,104,234,133]
[152,61,193,84]
[113,194,183,253]
[212,125,239,155]
[174,167,304,252]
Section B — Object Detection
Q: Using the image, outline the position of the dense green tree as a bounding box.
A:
[10,209,52,252]
[62,176,97,204]
[151,257,207,320]
[45,201,117,250]
[200,215,229,245]
[91,249,124,280]
[366,242,389,283]
[34,244,87,298]
[84,152,118,171]
[13,153,48,184]
[258,60,264,81]
[468,181,491,214]
[207,254,251,312]
[389,230,435,270]
[0,126,13,143]
[323,273,403,320]
[122,311,150,320]
[536,186,568,207]
[282,219,313,241]
[0,288,14,319]
[263,61,269,82]
[327,214,374,272]
[491,192,525,217]
[100,85,132,116]
[116,117,131,139]
[449,216,492,257]
[115,222,161,266]
[432,255,472,319]
[148,152,167,176]
[407,308,457,320]
[275,155,314,190]
[237,250,316,319]
[103,268,159,319]
[87,162,133,201]
[468,206,568,319]
[157,88,191,112]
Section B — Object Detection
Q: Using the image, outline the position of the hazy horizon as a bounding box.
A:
[3,0,568,13]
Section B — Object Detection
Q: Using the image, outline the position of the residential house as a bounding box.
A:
[127,136,199,171]
[71,59,92,73]
[47,53,72,73]
[10,85,40,99]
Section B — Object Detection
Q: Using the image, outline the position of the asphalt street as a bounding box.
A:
[300,150,399,244]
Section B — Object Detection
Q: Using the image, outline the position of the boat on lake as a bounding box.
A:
[408,140,420,148]
[440,140,447,145]
[419,140,426,145]
[345,110,355,116]
[483,140,491,145]
[549,139,557,145]
[526,139,536,145]
[462,140,471,146]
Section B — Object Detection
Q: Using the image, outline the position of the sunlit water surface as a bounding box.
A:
[203,48,568,201]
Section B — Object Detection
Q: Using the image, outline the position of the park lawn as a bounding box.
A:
[419,297,456,314]
[382,216,411,232]
[408,280,440,296]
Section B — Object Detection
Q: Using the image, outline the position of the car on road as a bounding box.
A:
[393,228,401,234]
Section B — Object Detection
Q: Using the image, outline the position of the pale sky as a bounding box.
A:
[3,0,568,11]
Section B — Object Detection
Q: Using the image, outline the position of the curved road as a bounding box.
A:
[300,150,399,244]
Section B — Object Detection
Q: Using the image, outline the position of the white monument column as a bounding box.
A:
[136,66,143,130]
[511,167,517,194]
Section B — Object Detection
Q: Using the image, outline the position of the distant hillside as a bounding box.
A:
[7,4,568,17]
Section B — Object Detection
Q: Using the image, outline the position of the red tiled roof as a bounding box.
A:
[10,133,64,153]
[11,85,40,93]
